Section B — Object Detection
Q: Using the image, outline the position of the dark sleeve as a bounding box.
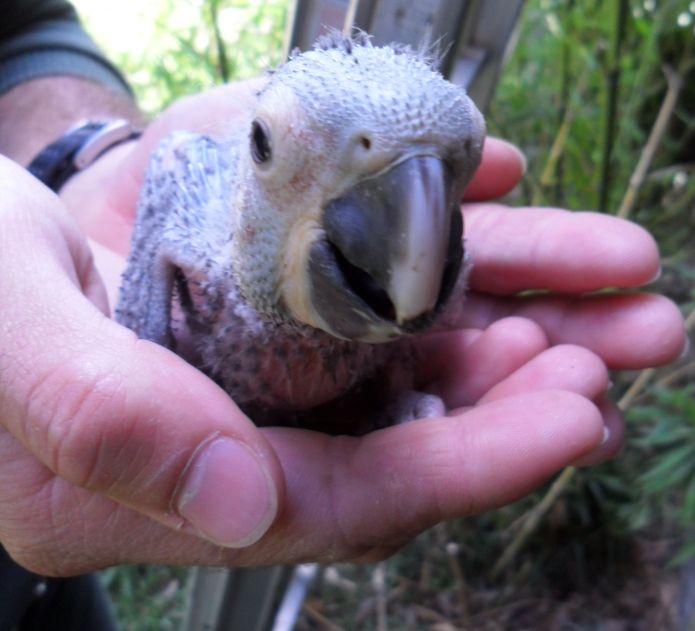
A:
[0,0,132,97]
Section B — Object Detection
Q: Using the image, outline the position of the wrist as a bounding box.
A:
[0,76,145,165]
[27,120,142,193]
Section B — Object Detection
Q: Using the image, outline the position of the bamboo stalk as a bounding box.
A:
[490,39,691,577]
[208,0,230,83]
[490,304,694,580]
[618,368,657,411]
[373,561,388,631]
[616,65,683,219]
[354,583,408,625]
[302,603,346,631]
[445,542,471,625]
[531,67,590,207]
[685,305,695,332]
[532,103,574,207]
[411,604,458,626]
[598,0,629,212]
[554,0,575,206]
[655,361,695,390]
[490,466,576,580]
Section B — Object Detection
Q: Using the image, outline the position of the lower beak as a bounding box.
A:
[309,155,463,342]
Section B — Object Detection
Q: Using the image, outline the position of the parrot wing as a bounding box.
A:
[116,133,237,348]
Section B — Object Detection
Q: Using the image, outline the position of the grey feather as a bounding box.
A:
[116,36,485,432]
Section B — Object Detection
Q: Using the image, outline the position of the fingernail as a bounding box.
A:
[649,265,662,283]
[601,426,611,446]
[176,437,277,547]
[505,140,527,175]
[680,335,691,360]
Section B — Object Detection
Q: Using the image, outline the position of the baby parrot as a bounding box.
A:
[116,33,485,432]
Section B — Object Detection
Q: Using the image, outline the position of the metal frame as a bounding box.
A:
[183,567,293,631]
[285,0,525,111]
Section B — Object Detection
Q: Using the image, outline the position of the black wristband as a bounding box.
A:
[27,120,142,192]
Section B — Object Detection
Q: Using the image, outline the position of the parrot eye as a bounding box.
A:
[250,119,272,165]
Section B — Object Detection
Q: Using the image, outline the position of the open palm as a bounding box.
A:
[0,80,684,574]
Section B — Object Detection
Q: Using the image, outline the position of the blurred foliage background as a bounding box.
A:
[73,0,695,628]
[73,0,290,112]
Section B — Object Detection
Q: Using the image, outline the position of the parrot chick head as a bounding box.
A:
[233,33,485,343]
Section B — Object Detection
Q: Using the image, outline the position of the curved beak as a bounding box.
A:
[309,155,463,342]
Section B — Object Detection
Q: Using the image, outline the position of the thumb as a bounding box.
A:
[0,157,282,548]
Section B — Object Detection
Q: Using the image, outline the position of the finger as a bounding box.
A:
[463,137,526,201]
[0,388,603,573]
[461,291,686,369]
[0,430,173,575]
[242,390,604,562]
[464,204,660,294]
[416,317,549,407]
[0,158,283,549]
[571,399,625,467]
[58,139,140,255]
[88,238,126,312]
[446,346,618,459]
[479,344,609,404]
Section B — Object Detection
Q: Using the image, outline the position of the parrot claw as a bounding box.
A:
[384,391,446,425]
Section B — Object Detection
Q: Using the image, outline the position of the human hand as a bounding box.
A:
[0,155,283,574]
[1,82,685,576]
[59,79,267,259]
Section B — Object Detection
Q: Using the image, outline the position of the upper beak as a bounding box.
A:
[308,155,463,342]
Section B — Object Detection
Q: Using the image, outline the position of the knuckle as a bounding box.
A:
[0,480,86,576]
[20,358,133,492]
[5,527,106,577]
[0,466,132,576]
[6,539,75,577]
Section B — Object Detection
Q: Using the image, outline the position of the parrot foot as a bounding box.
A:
[385,391,446,425]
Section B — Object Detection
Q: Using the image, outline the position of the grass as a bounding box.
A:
[100,565,190,630]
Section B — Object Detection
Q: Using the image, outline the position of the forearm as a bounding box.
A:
[0,0,145,165]
[0,76,145,166]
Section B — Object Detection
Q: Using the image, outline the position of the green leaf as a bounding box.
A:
[639,443,695,493]
[670,540,695,566]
